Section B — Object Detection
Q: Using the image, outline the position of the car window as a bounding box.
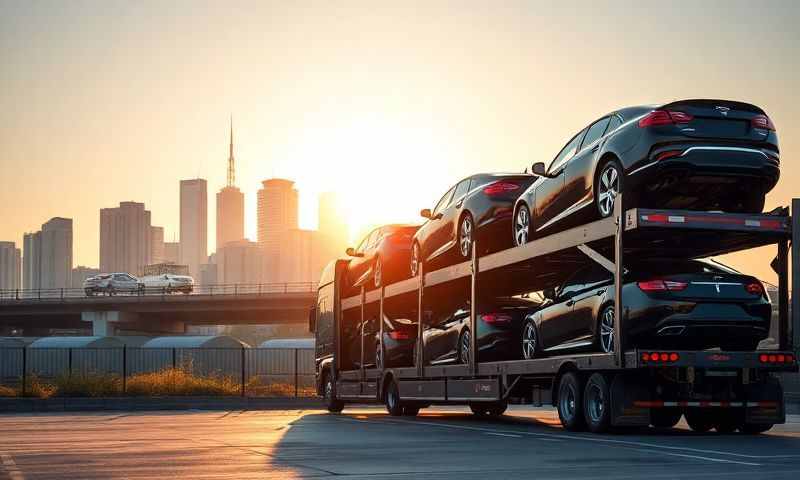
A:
[356,230,374,254]
[549,130,585,174]
[450,179,472,205]
[370,229,384,249]
[605,115,622,135]
[582,264,612,288]
[580,117,611,150]
[433,186,456,216]
[557,270,586,300]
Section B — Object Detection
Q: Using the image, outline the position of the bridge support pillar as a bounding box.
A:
[81,311,138,336]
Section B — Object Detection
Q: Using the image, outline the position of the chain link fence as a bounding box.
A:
[0,347,315,398]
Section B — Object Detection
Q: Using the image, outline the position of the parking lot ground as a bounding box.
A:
[1,406,800,479]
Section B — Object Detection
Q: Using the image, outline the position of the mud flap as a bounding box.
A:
[745,375,785,425]
[610,373,651,427]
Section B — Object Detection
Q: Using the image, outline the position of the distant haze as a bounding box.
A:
[1,1,798,283]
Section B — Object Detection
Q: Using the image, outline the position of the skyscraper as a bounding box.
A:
[100,202,152,274]
[216,239,263,284]
[0,241,21,290]
[216,119,245,249]
[150,226,165,264]
[24,217,73,289]
[180,178,208,279]
[257,178,299,281]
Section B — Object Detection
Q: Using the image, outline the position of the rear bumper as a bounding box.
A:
[631,314,769,350]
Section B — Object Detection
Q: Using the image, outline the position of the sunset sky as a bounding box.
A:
[1,1,798,283]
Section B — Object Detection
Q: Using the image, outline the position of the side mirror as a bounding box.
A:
[532,162,548,176]
[345,247,360,257]
[420,208,432,219]
[543,287,556,300]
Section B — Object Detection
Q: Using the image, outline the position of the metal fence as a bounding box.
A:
[0,347,316,397]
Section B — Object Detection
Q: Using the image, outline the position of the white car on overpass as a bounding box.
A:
[83,273,143,296]
[139,274,195,294]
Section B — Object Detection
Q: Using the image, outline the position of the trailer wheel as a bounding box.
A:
[713,410,740,434]
[740,423,773,435]
[323,372,344,413]
[583,373,612,433]
[650,408,682,429]
[402,405,420,416]
[470,401,507,417]
[557,372,586,431]
[385,380,404,416]
[685,409,714,433]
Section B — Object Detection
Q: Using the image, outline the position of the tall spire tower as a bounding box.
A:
[227,116,235,187]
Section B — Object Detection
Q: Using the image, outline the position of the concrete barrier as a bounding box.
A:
[0,396,322,413]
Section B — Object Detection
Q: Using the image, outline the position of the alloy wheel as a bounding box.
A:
[459,330,471,364]
[376,344,383,370]
[373,257,382,288]
[515,205,530,246]
[410,243,420,277]
[586,383,605,424]
[600,306,615,353]
[459,215,473,258]
[522,321,538,359]
[559,382,577,423]
[597,163,620,217]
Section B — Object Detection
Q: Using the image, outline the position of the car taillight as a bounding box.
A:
[759,353,794,364]
[745,281,764,296]
[751,114,776,131]
[389,330,412,340]
[641,351,680,364]
[481,313,513,325]
[655,149,683,161]
[638,110,694,128]
[637,279,688,292]
[483,181,520,196]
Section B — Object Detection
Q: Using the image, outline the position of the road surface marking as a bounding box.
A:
[627,448,760,466]
[484,432,523,438]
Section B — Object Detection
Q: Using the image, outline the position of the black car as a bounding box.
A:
[345,224,419,294]
[344,314,417,370]
[424,297,540,365]
[412,173,536,276]
[521,260,770,359]
[513,99,779,246]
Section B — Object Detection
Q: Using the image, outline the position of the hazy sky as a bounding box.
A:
[1,0,798,282]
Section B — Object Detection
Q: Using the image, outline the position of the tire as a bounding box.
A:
[373,256,383,288]
[488,401,508,416]
[410,242,421,277]
[742,195,765,214]
[650,408,682,429]
[385,380,404,416]
[375,343,383,370]
[583,373,612,433]
[107,287,115,297]
[714,411,740,434]
[557,372,586,431]
[85,288,93,297]
[323,372,344,413]
[685,409,714,433]
[402,405,420,416]
[598,305,615,354]
[595,160,623,218]
[458,329,471,365]
[740,423,773,434]
[521,318,540,360]
[470,404,489,416]
[458,213,474,259]
[513,203,531,247]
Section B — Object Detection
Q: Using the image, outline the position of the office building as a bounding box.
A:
[0,241,21,290]
[24,217,73,289]
[217,119,245,248]
[257,178,299,281]
[22,232,41,289]
[180,178,208,278]
[216,240,264,284]
[150,226,165,264]
[164,242,180,264]
[100,202,152,275]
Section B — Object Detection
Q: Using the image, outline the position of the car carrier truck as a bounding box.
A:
[310,196,799,434]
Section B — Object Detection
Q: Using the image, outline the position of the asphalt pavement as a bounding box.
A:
[1,406,800,479]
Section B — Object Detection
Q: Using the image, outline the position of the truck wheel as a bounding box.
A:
[713,410,740,434]
[583,373,612,433]
[402,405,420,416]
[650,408,682,428]
[323,372,344,413]
[470,404,489,416]
[685,409,714,433]
[385,380,404,416]
[740,423,773,434]
[488,401,508,416]
[557,372,586,431]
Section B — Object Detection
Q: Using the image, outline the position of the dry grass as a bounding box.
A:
[0,385,17,397]
[55,373,122,397]
[245,377,316,397]
[125,368,241,396]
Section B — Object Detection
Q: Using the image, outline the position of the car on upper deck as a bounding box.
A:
[344,224,419,295]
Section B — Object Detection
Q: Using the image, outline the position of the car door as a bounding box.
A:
[568,264,613,345]
[534,130,586,233]
[538,271,586,350]
[424,306,468,364]
[421,184,456,262]
[430,178,472,261]
[563,117,611,217]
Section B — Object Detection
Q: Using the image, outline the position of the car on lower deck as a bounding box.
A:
[513,99,779,246]
[345,314,417,370]
[424,297,541,365]
[411,173,536,277]
[521,259,771,359]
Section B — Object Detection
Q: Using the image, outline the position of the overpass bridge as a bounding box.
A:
[0,283,317,335]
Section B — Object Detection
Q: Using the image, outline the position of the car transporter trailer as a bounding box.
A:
[313,195,800,433]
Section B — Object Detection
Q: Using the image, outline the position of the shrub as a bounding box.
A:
[0,385,17,397]
[54,373,122,397]
[21,374,56,399]
[125,368,240,396]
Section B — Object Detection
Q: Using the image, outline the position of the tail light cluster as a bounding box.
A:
[744,281,765,296]
[759,353,795,365]
[481,313,513,325]
[638,110,694,128]
[641,351,681,364]
[483,181,520,196]
[388,330,413,341]
[751,114,776,131]
[637,279,688,292]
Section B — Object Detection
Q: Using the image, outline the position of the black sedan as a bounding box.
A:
[412,173,536,276]
[345,314,417,370]
[424,297,540,365]
[345,224,418,295]
[521,260,771,359]
[513,99,779,246]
